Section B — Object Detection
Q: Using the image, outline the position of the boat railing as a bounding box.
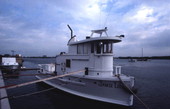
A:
[90,27,108,37]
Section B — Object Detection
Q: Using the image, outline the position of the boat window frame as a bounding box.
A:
[96,42,102,54]
[66,59,71,68]
[77,43,88,54]
[95,41,113,54]
[103,42,112,53]
[77,44,84,54]
[84,43,88,54]
[91,43,94,53]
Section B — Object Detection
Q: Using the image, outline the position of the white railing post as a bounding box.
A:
[115,66,121,75]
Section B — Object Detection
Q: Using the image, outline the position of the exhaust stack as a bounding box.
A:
[67,25,73,38]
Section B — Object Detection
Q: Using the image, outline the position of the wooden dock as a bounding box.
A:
[0,70,11,109]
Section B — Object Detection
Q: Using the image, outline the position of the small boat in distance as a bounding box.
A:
[137,58,148,61]
[137,48,148,61]
[0,54,23,70]
[128,58,136,62]
[37,25,136,106]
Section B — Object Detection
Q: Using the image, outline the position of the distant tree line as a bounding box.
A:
[118,56,170,60]
[23,56,170,59]
[23,56,55,58]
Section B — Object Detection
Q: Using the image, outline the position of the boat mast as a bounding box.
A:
[11,50,16,56]
[142,48,143,58]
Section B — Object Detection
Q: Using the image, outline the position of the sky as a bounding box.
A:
[0,0,170,57]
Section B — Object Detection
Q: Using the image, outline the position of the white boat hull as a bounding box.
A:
[36,75,134,106]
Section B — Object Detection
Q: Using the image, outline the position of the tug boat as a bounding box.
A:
[37,25,135,106]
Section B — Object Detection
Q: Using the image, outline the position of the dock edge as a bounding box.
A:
[0,70,11,109]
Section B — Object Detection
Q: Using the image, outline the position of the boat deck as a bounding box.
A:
[71,74,134,81]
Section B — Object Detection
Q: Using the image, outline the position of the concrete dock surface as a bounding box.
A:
[0,70,11,109]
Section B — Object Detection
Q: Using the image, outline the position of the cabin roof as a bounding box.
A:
[68,36,121,45]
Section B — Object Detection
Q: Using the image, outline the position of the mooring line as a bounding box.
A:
[0,69,85,90]
[0,87,55,100]
[6,77,79,100]
[117,75,150,109]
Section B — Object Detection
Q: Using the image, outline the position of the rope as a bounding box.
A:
[0,87,55,100]
[0,69,85,90]
[117,75,150,109]
[0,75,82,100]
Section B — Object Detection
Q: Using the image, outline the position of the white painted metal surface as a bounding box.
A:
[38,64,55,74]
[2,57,18,66]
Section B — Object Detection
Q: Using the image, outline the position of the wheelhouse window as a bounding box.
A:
[96,42,102,54]
[103,42,112,53]
[95,41,113,54]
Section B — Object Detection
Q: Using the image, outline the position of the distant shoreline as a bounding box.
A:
[23,56,55,58]
[116,56,170,60]
[22,56,170,60]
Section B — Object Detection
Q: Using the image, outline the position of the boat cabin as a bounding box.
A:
[56,26,123,77]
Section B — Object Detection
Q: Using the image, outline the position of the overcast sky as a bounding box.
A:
[0,0,170,57]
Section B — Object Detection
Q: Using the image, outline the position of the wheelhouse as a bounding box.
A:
[67,27,122,55]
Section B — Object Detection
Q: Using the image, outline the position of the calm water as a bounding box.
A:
[3,58,170,109]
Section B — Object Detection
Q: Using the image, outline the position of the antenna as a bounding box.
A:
[142,48,143,57]
[67,25,73,38]
[116,35,125,38]
[11,50,16,56]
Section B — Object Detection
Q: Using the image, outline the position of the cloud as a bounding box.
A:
[128,6,157,23]
[143,29,170,48]
[0,0,170,56]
